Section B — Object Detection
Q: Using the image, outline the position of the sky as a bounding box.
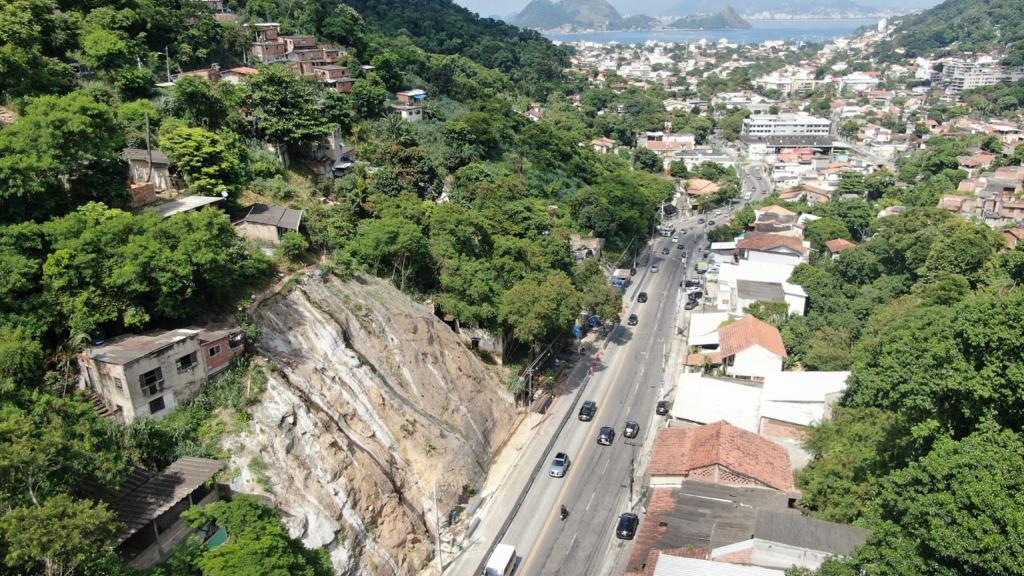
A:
[452,0,940,19]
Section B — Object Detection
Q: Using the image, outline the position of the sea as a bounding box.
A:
[544,19,879,45]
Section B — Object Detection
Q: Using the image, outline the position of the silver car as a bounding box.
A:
[549,452,571,478]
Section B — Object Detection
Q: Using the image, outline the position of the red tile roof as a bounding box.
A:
[626,488,711,574]
[825,238,856,254]
[736,232,806,255]
[686,178,719,195]
[649,422,795,492]
[718,315,788,359]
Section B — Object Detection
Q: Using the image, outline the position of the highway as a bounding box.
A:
[495,217,706,576]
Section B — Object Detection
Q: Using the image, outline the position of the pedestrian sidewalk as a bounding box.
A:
[441,337,598,575]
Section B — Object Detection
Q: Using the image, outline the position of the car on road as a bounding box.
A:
[616,513,639,540]
[629,267,637,276]
[578,400,597,421]
[684,300,699,310]
[676,243,685,250]
[689,290,703,301]
[627,313,638,326]
[623,420,640,439]
[637,292,648,303]
[686,285,702,295]
[549,452,571,478]
[656,400,670,415]
[671,235,679,242]
[685,279,701,288]
[707,220,716,226]
[661,247,670,255]
[697,218,705,224]
[715,209,722,216]
[597,426,615,445]
[650,264,659,273]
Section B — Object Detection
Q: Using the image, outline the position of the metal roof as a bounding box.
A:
[241,203,302,230]
[86,329,199,365]
[149,196,224,219]
[112,457,224,542]
[654,555,784,576]
[737,280,786,302]
[753,510,870,556]
[124,148,170,165]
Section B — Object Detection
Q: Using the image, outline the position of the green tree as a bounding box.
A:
[500,270,582,351]
[669,160,689,179]
[159,123,246,198]
[371,51,403,92]
[0,494,119,576]
[183,495,332,576]
[743,300,789,327]
[351,75,388,119]
[243,66,348,154]
[632,147,662,173]
[573,258,622,322]
[804,217,851,254]
[278,231,309,262]
[344,217,431,291]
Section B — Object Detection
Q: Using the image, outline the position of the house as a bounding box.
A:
[396,89,427,105]
[523,102,544,122]
[671,373,763,432]
[736,233,809,266]
[825,238,856,258]
[148,196,225,219]
[234,203,303,244]
[77,327,244,423]
[758,371,849,440]
[753,205,799,235]
[1003,227,1024,249]
[113,457,225,568]
[711,511,870,571]
[124,148,173,200]
[649,421,795,491]
[638,130,697,169]
[390,104,423,122]
[686,178,720,197]
[624,483,792,575]
[683,315,787,379]
[686,312,732,349]
[590,137,616,154]
[312,65,354,93]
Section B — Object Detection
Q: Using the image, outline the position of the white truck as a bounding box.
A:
[483,544,518,576]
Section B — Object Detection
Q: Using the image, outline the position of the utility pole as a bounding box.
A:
[625,441,641,502]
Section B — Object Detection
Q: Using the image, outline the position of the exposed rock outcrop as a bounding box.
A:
[223,273,516,574]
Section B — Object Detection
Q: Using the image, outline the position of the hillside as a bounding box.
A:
[669,6,751,29]
[666,0,868,16]
[891,0,1024,64]
[511,0,653,31]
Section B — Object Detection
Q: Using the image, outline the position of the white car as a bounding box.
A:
[672,235,679,242]
[686,286,702,295]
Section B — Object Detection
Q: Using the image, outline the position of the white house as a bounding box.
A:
[671,373,762,432]
[736,232,810,266]
[684,315,787,379]
[759,371,850,440]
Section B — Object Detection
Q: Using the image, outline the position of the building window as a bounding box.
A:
[176,351,198,373]
[208,345,221,358]
[149,396,166,414]
[113,377,124,391]
[139,367,164,396]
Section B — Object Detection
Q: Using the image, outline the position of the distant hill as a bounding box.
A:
[511,0,654,30]
[665,0,869,16]
[890,0,1024,64]
[669,6,751,29]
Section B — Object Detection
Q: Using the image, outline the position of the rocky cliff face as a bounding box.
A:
[222,273,516,575]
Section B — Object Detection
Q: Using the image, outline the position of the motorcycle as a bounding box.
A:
[560,506,569,521]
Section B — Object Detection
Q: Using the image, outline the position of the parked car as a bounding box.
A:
[697,218,706,224]
[630,267,637,276]
[627,314,639,326]
[623,421,640,439]
[637,292,648,303]
[598,426,615,445]
[676,243,686,250]
[650,264,659,273]
[661,247,670,255]
[685,279,701,288]
[686,286,702,295]
[656,400,670,415]
[689,290,703,301]
[549,452,571,478]
[685,300,699,310]
[578,400,597,421]
[616,513,639,539]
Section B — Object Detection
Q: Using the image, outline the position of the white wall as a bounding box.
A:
[746,250,803,267]
[728,346,784,379]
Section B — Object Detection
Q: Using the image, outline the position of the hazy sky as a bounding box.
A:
[452,0,940,18]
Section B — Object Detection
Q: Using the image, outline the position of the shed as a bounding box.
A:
[235,203,303,244]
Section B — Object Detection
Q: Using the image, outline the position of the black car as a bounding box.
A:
[623,420,640,439]
[676,243,685,250]
[685,300,699,310]
[656,400,670,415]
[598,426,615,445]
[630,267,637,276]
[637,292,648,303]
[616,513,639,540]
[708,220,716,226]
[685,279,701,288]
[661,247,670,255]
[579,400,597,421]
[697,218,706,224]
[627,314,639,326]
[688,290,703,301]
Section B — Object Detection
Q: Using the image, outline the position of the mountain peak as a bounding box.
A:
[512,0,630,30]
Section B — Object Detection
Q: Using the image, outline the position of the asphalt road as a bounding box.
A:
[496,223,705,576]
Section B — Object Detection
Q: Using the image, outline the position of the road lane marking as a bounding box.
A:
[586,492,596,511]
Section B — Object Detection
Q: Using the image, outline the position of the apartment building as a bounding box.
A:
[940,57,1024,94]
[742,113,832,138]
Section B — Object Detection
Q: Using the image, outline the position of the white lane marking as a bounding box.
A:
[586,492,597,511]
[602,457,611,476]
[567,533,578,556]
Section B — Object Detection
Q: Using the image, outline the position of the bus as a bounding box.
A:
[483,544,517,576]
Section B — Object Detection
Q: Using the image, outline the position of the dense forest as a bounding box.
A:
[884,0,1024,64]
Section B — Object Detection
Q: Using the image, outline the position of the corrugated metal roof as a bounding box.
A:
[672,373,761,432]
[112,457,224,541]
[654,554,785,575]
[241,203,302,230]
[754,510,870,556]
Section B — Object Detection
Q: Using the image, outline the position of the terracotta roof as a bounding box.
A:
[736,232,807,255]
[627,489,711,574]
[1003,228,1024,249]
[686,178,719,195]
[825,238,856,254]
[649,422,795,491]
[758,205,796,216]
[718,315,788,359]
